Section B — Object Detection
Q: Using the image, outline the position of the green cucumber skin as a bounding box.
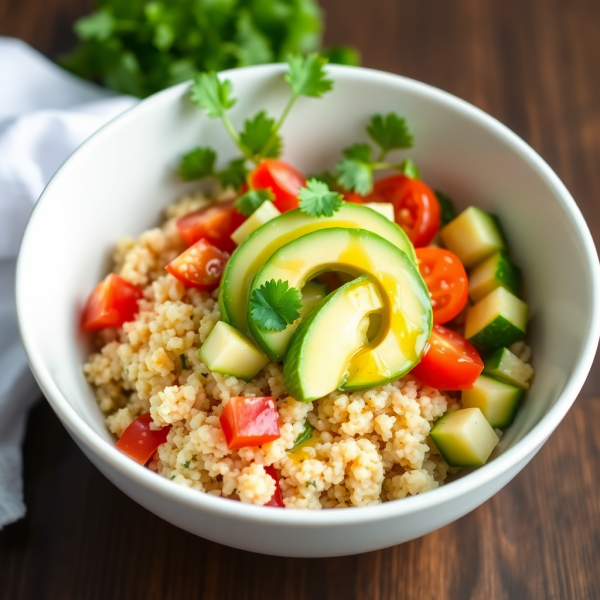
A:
[468,316,526,351]
[491,389,523,428]
[494,251,521,296]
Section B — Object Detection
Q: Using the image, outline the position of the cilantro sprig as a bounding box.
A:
[234,189,275,217]
[334,113,416,195]
[250,279,303,332]
[180,53,333,195]
[298,179,343,217]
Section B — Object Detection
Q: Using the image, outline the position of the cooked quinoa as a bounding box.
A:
[83,191,531,509]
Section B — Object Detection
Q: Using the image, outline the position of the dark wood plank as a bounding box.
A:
[1,0,599,598]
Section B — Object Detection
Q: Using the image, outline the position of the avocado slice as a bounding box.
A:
[251,227,431,395]
[283,276,384,401]
[219,203,416,339]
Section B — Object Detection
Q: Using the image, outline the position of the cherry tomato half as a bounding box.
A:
[81,273,143,331]
[166,239,229,290]
[366,174,441,247]
[176,199,245,253]
[219,396,281,450]
[264,465,284,507]
[416,247,469,324]
[343,191,367,204]
[248,159,306,213]
[411,324,484,390]
[116,413,171,465]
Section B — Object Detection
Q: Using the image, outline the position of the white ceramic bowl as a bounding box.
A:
[17,64,600,557]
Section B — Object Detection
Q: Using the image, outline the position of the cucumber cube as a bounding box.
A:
[440,206,505,268]
[469,251,521,303]
[198,321,269,381]
[363,202,395,222]
[484,347,533,389]
[230,201,280,246]
[465,287,527,351]
[430,408,499,467]
[462,374,523,427]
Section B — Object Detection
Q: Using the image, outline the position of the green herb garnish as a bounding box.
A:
[234,189,275,217]
[249,279,303,332]
[182,460,191,469]
[180,354,189,370]
[179,53,333,197]
[291,421,313,450]
[298,179,343,217]
[305,480,317,488]
[335,113,415,195]
[435,190,457,225]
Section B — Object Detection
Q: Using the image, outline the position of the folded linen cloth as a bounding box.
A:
[0,37,136,528]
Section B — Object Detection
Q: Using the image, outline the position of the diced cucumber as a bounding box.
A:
[465,287,527,351]
[440,206,505,268]
[198,321,269,381]
[461,374,523,427]
[469,251,521,303]
[230,201,280,246]
[484,347,533,389]
[363,202,395,222]
[430,408,499,467]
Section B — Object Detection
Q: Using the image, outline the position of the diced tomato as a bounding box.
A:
[81,273,143,331]
[264,465,284,507]
[166,239,229,290]
[116,413,171,465]
[416,247,469,324]
[366,174,441,247]
[248,159,306,212]
[343,191,367,204]
[219,396,281,450]
[176,199,245,253]
[411,324,484,390]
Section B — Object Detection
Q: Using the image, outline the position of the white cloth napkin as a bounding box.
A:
[0,37,137,528]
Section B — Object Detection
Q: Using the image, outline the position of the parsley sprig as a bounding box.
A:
[249,279,303,332]
[180,54,333,192]
[335,113,416,195]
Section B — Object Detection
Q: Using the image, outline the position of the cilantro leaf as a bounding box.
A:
[218,158,248,190]
[250,279,303,332]
[179,147,216,181]
[298,179,343,217]
[74,9,114,41]
[285,53,333,98]
[400,158,420,179]
[190,73,236,118]
[235,189,274,217]
[343,143,372,162]
[367,113,413,156]
[292,420,313,449]
[180,354,189,370]
[336,159,373,196]
[239,111,282,158]
[435,190,457,225]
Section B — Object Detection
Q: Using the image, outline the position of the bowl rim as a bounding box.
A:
[17,63,600,526]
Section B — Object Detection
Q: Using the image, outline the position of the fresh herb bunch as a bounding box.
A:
[62,0,360,98]
[181,53,337,216]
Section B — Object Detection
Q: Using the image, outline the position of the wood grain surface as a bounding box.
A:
[1,1,599,598]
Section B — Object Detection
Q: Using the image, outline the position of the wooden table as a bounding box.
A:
[1,1,599,598]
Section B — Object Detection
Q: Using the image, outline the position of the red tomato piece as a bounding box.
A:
[166,239,229,290]
[366,174,441,247]
[248,159,306,212]
[264,465,284,507]
[81,273,143,331]
[219,396,281,450]
[116,413,171,465]
[176,199,245,253]
[411,324,484,390]
[416,247,469,324]
[343,191,367,204]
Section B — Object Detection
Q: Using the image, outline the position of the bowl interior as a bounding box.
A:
[17,65,599,507]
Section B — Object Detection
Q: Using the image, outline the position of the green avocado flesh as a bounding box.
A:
[219,203,416,339]
[284,276,384,401]
[251,227,431,399]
